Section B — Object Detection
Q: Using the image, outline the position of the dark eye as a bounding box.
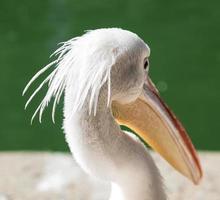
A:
[144,60,149,70]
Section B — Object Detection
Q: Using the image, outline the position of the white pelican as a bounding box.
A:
[23,28,202,200]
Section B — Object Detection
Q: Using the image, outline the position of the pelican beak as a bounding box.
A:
[112,77,202,184]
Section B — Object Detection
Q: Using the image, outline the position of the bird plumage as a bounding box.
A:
[23,28,149,122]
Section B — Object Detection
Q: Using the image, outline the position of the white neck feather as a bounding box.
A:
[63,88,166,200]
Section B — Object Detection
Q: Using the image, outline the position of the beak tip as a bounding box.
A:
[196,170,203,185]
[193,175,203,185]
[190,162,203,185]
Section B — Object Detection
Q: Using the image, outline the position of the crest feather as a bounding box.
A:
[23,30,119,123]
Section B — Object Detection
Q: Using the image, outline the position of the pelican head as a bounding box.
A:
[23,28,202,199]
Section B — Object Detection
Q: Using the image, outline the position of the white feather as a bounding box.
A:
[23,29,123,122]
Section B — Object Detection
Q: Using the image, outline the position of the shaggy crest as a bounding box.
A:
[23,29,123,123]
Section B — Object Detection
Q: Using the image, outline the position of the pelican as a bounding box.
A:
[23,28,202,200]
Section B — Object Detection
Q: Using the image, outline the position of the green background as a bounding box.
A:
[1,0,219,151]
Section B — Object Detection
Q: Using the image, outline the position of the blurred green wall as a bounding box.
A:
[1,0,219,151]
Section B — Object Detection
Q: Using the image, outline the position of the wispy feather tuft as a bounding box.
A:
[23,30,119,123]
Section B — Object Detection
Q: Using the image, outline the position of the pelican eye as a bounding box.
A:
[144,60,149,70]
